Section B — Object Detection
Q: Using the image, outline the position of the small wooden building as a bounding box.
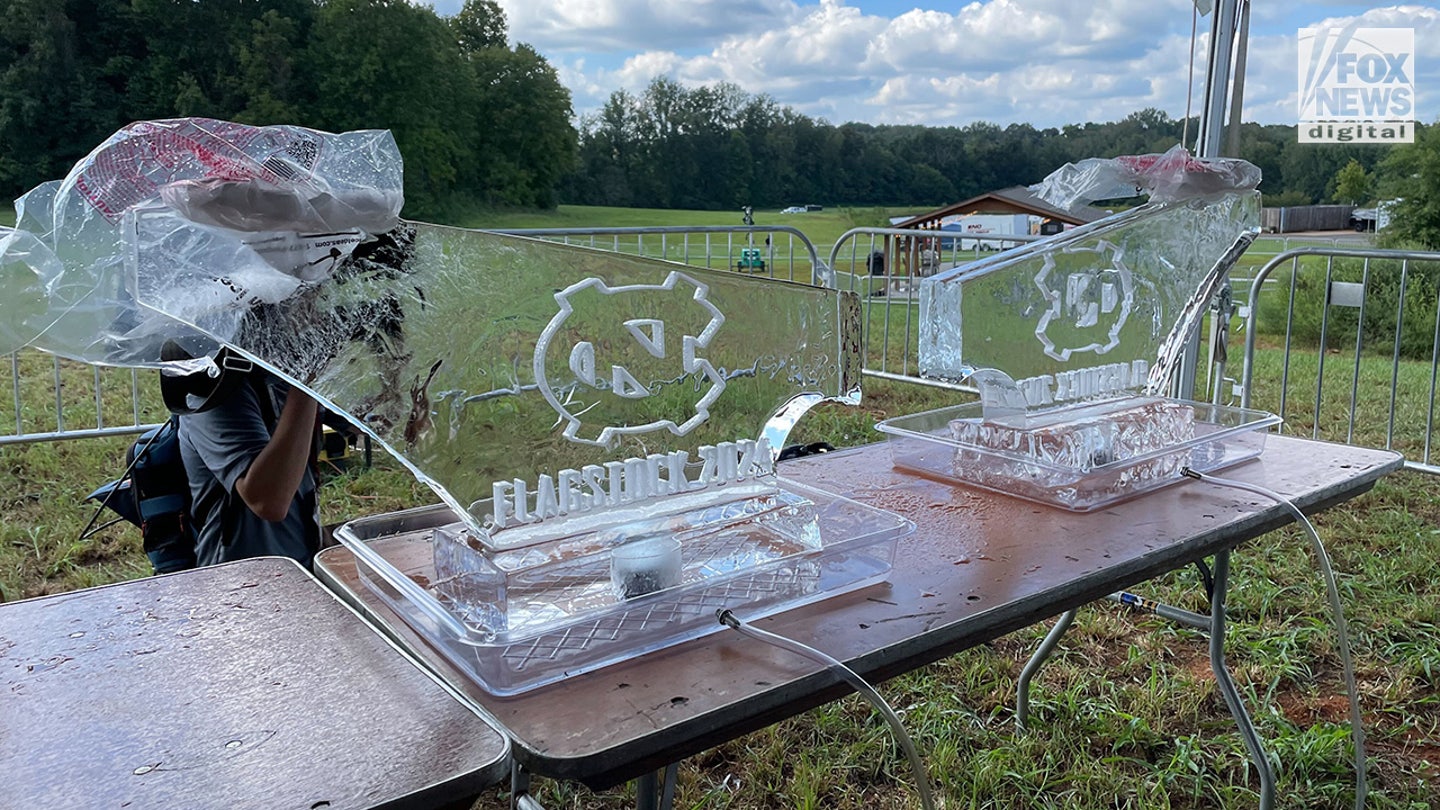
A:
[881,187,1109,280]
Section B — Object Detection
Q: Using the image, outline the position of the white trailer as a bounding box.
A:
[938,213,1031,250]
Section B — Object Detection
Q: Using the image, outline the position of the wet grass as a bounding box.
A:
[3,361,1436,808]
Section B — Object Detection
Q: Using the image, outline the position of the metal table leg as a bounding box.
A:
[511,762,546,810]
[1015,608,1077,729]
[635,762,680,810]
[1209,549,1277,809]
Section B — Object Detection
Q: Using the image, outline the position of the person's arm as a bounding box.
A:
[235,387,318,522]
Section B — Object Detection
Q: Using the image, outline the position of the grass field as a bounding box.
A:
[2,203,1436,808]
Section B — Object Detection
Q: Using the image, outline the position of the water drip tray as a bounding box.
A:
[337,478,912,695]
[876,396,1280,512]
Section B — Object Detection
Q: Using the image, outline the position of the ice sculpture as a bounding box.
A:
[917,191,1260,397]
[129,210,864,526]
[880,150,1280,510]
[124,153,908,695]
[7,117,909,693]
[128,211,910,691]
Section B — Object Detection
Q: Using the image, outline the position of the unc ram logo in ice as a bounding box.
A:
[533,271,726,447]
[1032,240,1137,362]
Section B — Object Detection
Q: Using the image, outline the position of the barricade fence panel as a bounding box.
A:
[1,351,165,446]
[499,225,825,286]
[829,228,1042,393]
[1240,247,1440,473]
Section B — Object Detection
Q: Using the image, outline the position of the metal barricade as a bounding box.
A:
[827,227,1042,391]
[1239,246,1440,473]
[499,226,826,286]
[1,351,163,446]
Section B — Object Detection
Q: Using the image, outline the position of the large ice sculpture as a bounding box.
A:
[10,117,908,694]
[917,191,1260,399]
[131,207,904,694]
[129,210,864,530]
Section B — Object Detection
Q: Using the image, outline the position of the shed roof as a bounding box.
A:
[893,186,1109,229]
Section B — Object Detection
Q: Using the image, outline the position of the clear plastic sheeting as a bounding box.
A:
[9,118,402,366]
[1030,145,1262,210]
[131,217,863,534]
[0,227,65,354]
[918,191,1261,406]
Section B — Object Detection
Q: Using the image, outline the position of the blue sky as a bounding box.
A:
[423,1,1437,129]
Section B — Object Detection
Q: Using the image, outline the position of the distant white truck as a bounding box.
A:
[938,213,1030,250]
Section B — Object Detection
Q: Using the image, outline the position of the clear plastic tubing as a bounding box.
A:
[716,609,937,810]
[1185,469,1367,810]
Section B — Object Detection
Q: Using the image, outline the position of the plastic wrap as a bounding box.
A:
[0,227,65,354]
[1030,144,1262,210]
[8,118,402,366]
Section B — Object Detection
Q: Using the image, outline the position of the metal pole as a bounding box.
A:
[1223,0,1252,158]
[1015,609,1077,729]
[1198,0,1241,159]
[1184,0,1244,399]
[1209,549,1277,809]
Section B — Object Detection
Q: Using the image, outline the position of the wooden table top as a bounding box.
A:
[0,557,510,810]
[315,435,1401,789]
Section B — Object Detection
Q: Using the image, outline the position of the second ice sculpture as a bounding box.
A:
[881,153,1280,511]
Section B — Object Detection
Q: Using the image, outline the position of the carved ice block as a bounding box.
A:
[128,212,863,536]
[133,211,903,694]
[883,191,1277,511]
[918,192,1261,409]
[430,484,825,641]
[948,398,1196,471]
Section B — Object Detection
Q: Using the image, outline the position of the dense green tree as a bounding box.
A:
[232,9,311,125]
[0,0,575,218]
[1377,123,1440,248]
[306,0,482,216]
[464,43,576,208]
[1330,158,1372,205]
[0,0,90,191]
[450,0,507,53]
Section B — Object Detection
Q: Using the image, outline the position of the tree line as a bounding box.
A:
[5,3,1432,234]
[0,0,576,218]
[564,77,1407,214]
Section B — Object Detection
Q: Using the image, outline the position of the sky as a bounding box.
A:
[423,0,1440,129]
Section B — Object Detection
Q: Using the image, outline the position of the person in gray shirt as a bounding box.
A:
[178,374,321,567]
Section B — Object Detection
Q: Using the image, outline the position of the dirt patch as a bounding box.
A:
[1275,691,1350,725]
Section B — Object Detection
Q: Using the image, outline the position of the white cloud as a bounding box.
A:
[429,1,1440,129]
[1239,6,1440,125]
[566,0,1201,126]
[493,0,800,51]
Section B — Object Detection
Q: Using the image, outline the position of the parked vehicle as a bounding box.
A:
[736,247,767,272]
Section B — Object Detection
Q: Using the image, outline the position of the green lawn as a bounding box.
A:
[460,204,923,258]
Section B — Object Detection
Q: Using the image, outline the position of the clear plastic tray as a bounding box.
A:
[336,478,912,695]
[875,397,1281,512]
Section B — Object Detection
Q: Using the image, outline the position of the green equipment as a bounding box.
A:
[735,247,766,272]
